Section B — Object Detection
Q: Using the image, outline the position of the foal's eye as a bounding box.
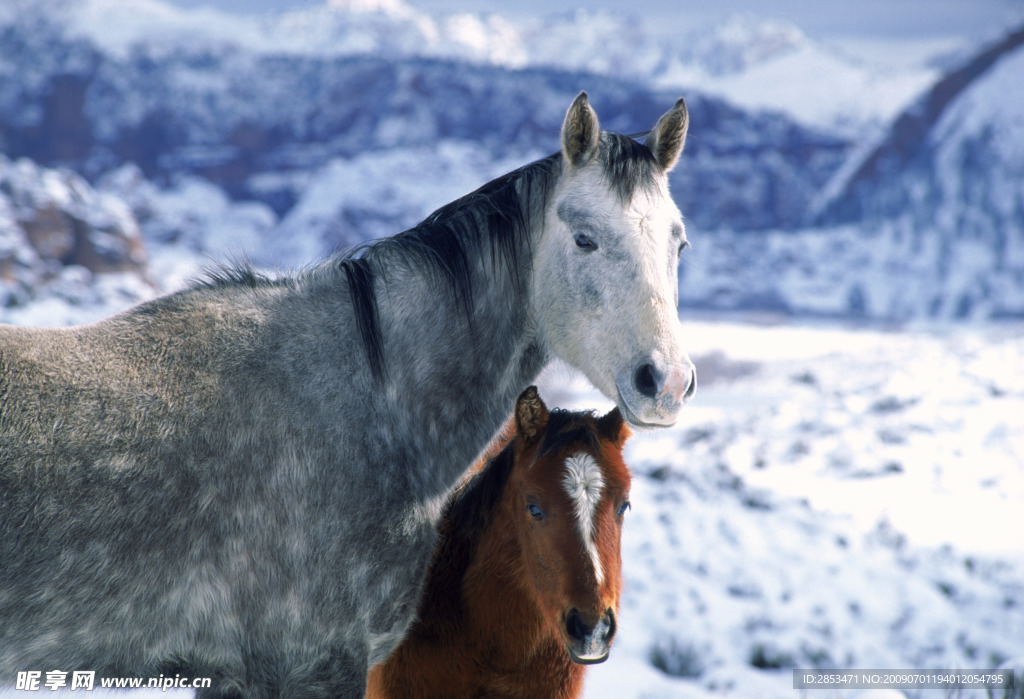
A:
[616,501,631,518]
[574,232,598,251]
[678,240,690,256]
[527,503,545,520]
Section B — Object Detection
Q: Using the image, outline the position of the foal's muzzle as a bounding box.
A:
[565,608,617,664]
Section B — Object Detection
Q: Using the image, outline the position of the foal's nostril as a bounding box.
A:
[633,362,660,398]
[683,366,697,401]
[565,608,594,643]
[603,608,617,642]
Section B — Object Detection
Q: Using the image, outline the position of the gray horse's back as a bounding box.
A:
[2,293,257,680]
[2,295,245,465]
[0,284,383,695]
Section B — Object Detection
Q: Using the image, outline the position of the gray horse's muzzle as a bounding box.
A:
[616,356,696,428]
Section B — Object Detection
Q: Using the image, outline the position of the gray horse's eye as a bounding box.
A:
[574,232,598,251]
[678,240,690,256]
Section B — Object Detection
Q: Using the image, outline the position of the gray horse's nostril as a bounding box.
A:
[633,362,661,398]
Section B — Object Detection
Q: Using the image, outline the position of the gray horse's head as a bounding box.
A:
[533,92,696,428]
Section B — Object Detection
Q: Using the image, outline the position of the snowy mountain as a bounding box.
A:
[672,23,1024,321]
[0,4,850,234]
[1,0,1022,322]
[812,25,1024,319]
[0,155,150,313]
[44,0,941,134]
[817,25,1024,229]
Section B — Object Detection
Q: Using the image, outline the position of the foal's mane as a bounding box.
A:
[446,408,603,542]
[417,406,614,626]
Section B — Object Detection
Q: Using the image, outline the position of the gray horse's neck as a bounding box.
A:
[352,172,554,503]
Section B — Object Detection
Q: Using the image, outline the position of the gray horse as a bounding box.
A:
[0,92,695,697]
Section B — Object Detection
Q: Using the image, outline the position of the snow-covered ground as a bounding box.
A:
[540,317,1024,697]
[3,284,1022,697]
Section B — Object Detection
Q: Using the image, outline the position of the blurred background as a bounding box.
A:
[1,1,1022,697]
[2,0,1024,322]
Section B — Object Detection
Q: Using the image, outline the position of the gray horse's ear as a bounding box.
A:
[644,97,688,172]
[561,91,600,166]
[596,407,630,449]
[515,386,549,444]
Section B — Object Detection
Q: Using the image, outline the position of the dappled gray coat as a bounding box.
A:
[0,93,694,697]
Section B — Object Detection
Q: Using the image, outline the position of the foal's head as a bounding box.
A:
[507,387,632,664]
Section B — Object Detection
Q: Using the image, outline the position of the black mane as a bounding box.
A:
[190,260,286,291]
[415,406,603,625]
[339,132,660,380]
[188,133,660,381]
[446,407,601,542]
[602,132,660,203]
[336,152,559,379]
[538,407,602,457]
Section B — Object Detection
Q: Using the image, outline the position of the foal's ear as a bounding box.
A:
[515,386,549,444]
[644,97,689,172]
[596,407,631,449]
[561,91,600,166]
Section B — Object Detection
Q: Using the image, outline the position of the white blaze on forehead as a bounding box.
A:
[562,452,605,585]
